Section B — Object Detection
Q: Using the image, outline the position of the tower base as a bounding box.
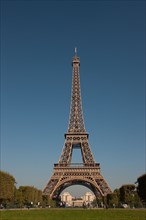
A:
[43,163,112,199]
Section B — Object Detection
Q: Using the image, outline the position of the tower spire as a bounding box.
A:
[75,47,77,56]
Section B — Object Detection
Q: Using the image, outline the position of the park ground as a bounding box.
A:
[0,208,146,220]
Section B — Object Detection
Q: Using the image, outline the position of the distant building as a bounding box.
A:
[60,192,73,206]
[72,198,83,207]
[82,192,95,204]
[60,191,95,207]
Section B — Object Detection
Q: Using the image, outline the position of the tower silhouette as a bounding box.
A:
[43,49,112,200]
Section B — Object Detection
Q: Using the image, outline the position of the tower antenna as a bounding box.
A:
[75,47,77,56]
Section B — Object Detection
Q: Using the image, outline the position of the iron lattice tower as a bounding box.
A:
[43,49,112,199]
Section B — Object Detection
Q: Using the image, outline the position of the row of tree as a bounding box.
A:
[0,170,145,208]
[105,185,143,208]
[95,174,146,208]
[0,171,43,208]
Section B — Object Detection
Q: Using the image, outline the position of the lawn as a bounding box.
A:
[0,208,146,220]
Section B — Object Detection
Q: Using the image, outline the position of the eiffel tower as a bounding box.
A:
[43,49,112,200]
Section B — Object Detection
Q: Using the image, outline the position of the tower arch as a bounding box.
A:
[50,176,104,200]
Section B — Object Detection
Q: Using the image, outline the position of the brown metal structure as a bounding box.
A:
[43,49,112,199]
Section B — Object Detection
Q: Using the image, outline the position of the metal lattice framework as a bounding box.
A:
[43,49,112,200]
[68,54,85,133]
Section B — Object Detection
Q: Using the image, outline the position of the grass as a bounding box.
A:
[0,208,146,220]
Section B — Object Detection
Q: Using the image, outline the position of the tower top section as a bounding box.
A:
[67,50,86,134]
[72,47,80,66]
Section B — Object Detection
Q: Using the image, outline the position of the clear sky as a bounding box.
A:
[1,0,145,197]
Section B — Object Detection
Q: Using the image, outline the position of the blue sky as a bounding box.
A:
[1,0,145,197]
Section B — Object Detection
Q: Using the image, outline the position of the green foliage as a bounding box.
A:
[107,192,119,207]
[42,195,57,208]
[119,184,142,208]
[137,173,146,204]
[0,170,42,208]
[91,195,104,208]
[120,184,135,203]
[18,186,42,207]
[0,170,16,203]
[14,187,23,207]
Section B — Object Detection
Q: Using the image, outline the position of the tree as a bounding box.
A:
[107,192,119,208]
[137,174,146,205]
[18,186,42,207]
[42,195,57,208]
[120,184,137,208]
[0,170,16,206]
[0,170,43,208]
[14,188,23,208]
